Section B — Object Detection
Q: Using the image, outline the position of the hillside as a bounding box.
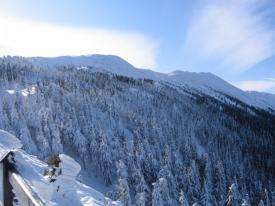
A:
[27,55,275,112]
[0,56,274,205]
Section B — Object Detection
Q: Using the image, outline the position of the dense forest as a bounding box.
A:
[0,57,274,205]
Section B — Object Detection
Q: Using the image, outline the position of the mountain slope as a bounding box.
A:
[27,55,275,112]
[0,56,274,205]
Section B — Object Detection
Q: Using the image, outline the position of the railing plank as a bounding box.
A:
[0,151,45,206]
[8,170,45,206]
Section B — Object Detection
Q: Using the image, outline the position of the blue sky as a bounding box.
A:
[0,0,275,93]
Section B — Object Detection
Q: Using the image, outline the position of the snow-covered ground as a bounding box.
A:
[0,130,120,206]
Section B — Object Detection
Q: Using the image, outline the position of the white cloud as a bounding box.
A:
[235,79,275,92]
[184,0,275,71]
[0,15,157,69]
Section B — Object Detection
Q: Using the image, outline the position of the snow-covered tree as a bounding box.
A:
[241,194,251,206]
[135,192,146,206]
[152,178,173,206]
[116,178,131,206]
[264,189,271,206]
[200,180,212,206]
[186,161,200,205]
[258,200,264,206]
[179,190,189,206]
[212,161,226,205]
[109,160,132,205]
[226,182,241,206]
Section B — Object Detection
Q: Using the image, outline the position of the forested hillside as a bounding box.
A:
[0,56,274,205]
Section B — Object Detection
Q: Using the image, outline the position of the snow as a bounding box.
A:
[76,66,88,70]
[0,130,121,206]
[59,154,81,178]
[6,90,15,95]
[0,129,22,151]
[5,86,36,97]
[28,55,138,77]
[163,70,275,111]
[26,55,275,112]
[21,86,36,97]
[0,55,273,205]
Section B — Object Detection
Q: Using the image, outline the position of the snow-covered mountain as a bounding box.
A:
[0,55,274,205]
[28,55,139,77]
[27,55,275,112]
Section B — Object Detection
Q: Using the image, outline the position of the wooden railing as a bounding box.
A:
[0,151,45,206]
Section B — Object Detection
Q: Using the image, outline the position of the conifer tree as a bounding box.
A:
[152,178,173,206]
[226,182,241,206]
[179,190,189,206]
[241,194,251,206]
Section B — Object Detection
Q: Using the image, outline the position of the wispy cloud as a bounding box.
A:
[184,0,275,72]
[235,79,275,92]
[0,15,157,69]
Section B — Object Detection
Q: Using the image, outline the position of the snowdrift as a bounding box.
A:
[0,129,120,206]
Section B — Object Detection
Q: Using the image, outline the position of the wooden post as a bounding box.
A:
[0,151,14,206]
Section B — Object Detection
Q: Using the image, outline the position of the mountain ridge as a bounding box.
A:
[23,55,275,112]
